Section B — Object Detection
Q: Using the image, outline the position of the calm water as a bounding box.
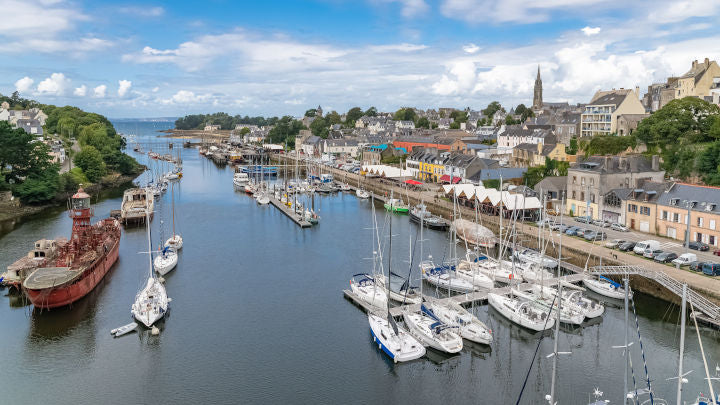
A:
[1,120,718,404]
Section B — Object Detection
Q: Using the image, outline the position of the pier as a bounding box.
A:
[268,195,312,228]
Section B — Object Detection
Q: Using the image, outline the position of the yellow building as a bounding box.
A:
[675,58,720,100]
[581,88,646,137]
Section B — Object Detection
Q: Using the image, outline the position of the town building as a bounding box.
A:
[511,142,567,167]
[534,176,567,212]
[497,127,554,148]
[565,155,665,219]
[533,65,543,110]
[656,183,720,247]
[580,88,646,137]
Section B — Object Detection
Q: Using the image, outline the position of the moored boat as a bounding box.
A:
[409,204,449,230]
[384,198,409,213]
[2,239,60,288]
[453,218,495,248]
[120,188,155,225]
[23,189,121,309]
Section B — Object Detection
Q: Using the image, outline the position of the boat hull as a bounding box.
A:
[409,211,449,230]
[24,238,120,309]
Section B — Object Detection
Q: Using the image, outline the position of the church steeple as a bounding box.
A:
[533,65,543,110]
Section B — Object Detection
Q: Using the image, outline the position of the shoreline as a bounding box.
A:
[156,128,231,139]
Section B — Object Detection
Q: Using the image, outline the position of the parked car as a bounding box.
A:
[547,209,558,216]
[605,239,626,249]
[634,240,660,255]
[643,248,663,259]
[565,226,580,236]
[714,249,720,256]
[575,228,588,238]
[702,263,720,276]
[689,261,706,272]
[618,241,637,252]
[654,252,678,263]
[672,253,697,266]
[592,219,610,228]
[575,216,592,223]
[610,223,629,232]
[584,231,607,241]
[688,241,710,251]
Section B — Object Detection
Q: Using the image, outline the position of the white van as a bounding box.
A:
[633,240,660,255]
[672,253,697,266]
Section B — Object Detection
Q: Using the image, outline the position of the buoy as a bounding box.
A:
[158,277,165,283]
[151,326,160,335]
[167,297,172,303]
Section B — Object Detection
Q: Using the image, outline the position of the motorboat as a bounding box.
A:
[368,312,425,363]
[488,292,555,332]
[426,297,492,345]
[154,246,178,276]
[384,198,409,213]
[233,172,249,187]
[356,189,370,199]
[409,204,449,231]
[420,261,475,293]
[403,305,463,353]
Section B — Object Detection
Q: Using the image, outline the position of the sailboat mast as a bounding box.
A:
[624,277,629,405]
[549,197,565,405]
[676,283,687,405]
[171,182,176,236]
[145,196,153,277]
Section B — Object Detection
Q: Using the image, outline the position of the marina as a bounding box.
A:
[1,122,720,404]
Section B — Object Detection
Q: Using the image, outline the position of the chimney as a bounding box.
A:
[635,86,640,97]
[704,57,710,66]
[693,60,698,69]
[651,155,660,171]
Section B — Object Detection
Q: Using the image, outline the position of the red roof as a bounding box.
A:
[440,175,461,184]
[72,188,90,199]
[405,179,423,185]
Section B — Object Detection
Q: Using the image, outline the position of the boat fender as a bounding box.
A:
[167,297,172,302]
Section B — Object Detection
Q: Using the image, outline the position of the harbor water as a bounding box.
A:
[1,121,719,404]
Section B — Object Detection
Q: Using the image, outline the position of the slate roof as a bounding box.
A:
[535,176,567,192]
[571,155,660,174]
[588,92,627,107]
[657,183,720,213]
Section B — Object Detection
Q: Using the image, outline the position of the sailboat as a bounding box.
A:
[426,296,492,345]
[511,287,585,325]
[583,275,631,300]
[351,198,389,308]
[487,292,555,331]
[165,182,183,250]
[421,260,475,293]
[403,304,463,353]
[132,209,169,328]
[367,195,425,363]
[531,284,605,319]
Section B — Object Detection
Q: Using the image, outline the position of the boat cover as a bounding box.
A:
[599,275,621,288]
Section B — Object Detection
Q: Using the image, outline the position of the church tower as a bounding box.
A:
[533,65,543,110]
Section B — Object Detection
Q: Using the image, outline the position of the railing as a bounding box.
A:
[589,265,720,320]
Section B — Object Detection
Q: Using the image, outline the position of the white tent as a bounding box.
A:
[362,164,414,178]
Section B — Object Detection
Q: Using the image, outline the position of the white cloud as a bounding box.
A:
[374,0,429,18]
[37,73,70,95]
[74,85,87,96]
[163,90,213,104]
[284,98,306,105]
[93,84,107,98]
[368,43,427,52]
[118,6,164,17]
[462,43,480,54]
[14,76,34,93]
[118,80,132,97]
[152,86,160,93]
[648,0,720,23]
[581,26,601,36]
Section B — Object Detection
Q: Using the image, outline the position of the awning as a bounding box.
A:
[440,175,461,184]
[405,179,423,185]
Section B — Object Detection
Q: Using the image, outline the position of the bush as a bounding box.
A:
[74,146,106,182]
[13,169,59,204]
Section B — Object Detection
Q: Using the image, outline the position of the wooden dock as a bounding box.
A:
[268,195,312,228]
[344,272,587,318]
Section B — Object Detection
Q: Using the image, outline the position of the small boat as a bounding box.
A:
[512,288,585,325]
[121,188,155,225]
[244,182,257,194]
[488,292,555,332]
[111,322,138,337]
[356,189,370,199]
[516,262,555,284]
[531,284,604,319]
[403,305,463,353]
[374,273,422,304]
[420,261,475,293]
[513,248,558,269]
[368,312,426,363]
[460,254,522,284]
[384,198,409,213]
[452,262,494,290]
[409,204,449,230]
[350,274,388,310]
[583,276,631,300]
[426,297,493,345]
[233,172,249,187]
[154,246,178,276]
[132,210,169,328]
[338,182,351,191]
[255,192,270,205]
[304,209,319,224]
[165,235,183,250]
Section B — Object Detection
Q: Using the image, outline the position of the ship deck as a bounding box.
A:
[23,267,81,289]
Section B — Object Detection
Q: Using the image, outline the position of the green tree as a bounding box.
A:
[481,101,503,118]
[393,108,416,122]
[522,166,545,188]
[449,110,468,123]
[566,137,578,155]
[74,146,106,182]
[0,122,55,184]
[345,107,363,123]
[635,97,720,147]
[325,111,342,126]
[13,168,59,204]
[416,117,430,129]
[239,127,250,135]
[267,116,305,144]
[310,116,329,138]
[505,115,519,125]
[584,135,637,156]
[304,108,317,118]
[364,107,377,117]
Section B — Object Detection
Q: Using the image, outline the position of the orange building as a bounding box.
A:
[656,183,720,248]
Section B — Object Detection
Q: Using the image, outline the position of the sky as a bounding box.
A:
[1,0,719,118]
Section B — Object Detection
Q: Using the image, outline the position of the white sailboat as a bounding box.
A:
[356,189,370,199]
[132,210,169,328]
[511,288,585,325]
[367,195,425,363]
[164,183,183,250]
[420,260,475,293]
[403,304,463,353]
[531,284,605,319]
[464,255,522,284]
[513,247,558,269]
[453,262,494,290]
[154,246,178,276]
[583,276,631,300]
[488,292,555,332]
[350,273,388,310]
[426,297,492,345]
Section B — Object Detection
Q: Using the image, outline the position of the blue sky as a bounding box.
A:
[1,0,719,118]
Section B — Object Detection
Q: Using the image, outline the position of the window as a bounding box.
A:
[625,178,630,187]
[640,206,650,216]
[572,176,577,185]
[590,178,595,186]
[674,212,680,223]
[698,217,704,227]
[581,178,586,186]
[581,192,585,201]
[711,219,716,230]
[591,194,595,203]
[572,191,577,199]
[662,210,668,220]
[628,204,638,213]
